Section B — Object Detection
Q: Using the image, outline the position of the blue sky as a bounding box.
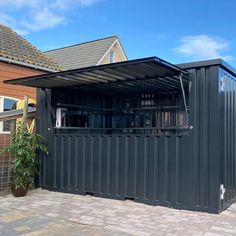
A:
[1,0,236,67]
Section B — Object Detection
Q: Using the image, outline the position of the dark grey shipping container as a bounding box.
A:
[5,57,236,213]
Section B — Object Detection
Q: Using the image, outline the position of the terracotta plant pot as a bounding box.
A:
[11,184,28,197]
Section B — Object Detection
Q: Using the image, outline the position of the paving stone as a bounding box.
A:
[1,189,236,235]
[0,211,30,223]
[211,226,236,234]
[14,225,31,232]
[45,213,59,218]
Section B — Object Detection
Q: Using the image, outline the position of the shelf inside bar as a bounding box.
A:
[55,126,189,130]
[56,103,187,111]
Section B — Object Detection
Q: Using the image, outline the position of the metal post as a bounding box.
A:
[179,73,188,126]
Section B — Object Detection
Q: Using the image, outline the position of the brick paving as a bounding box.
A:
[1,189,236,235]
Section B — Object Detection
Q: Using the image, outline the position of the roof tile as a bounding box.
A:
[0,24,61,71]
[45,36,119,70]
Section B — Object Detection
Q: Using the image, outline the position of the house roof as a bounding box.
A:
[4,56,189,95]
[45,36,127,70]
[0,24,61,72]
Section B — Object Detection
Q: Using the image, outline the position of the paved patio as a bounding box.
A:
[1,189,236,235]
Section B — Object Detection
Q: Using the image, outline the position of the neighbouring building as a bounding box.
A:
[0,24,60,194]
[45,36,128,70]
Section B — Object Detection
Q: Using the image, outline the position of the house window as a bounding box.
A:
[0,96,18,133]
[110,50,115,63]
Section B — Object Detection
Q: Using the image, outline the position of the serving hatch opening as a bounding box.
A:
[4,57,190,135]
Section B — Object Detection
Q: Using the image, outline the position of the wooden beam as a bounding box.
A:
[0,108,36,122]
[22,95,29,128]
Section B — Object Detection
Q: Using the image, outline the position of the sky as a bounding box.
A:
[1,0,236,67]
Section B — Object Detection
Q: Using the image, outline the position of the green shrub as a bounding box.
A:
[2,122,47,189]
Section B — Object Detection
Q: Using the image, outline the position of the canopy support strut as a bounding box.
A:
[179,73,188,125]
[42,89,55,119]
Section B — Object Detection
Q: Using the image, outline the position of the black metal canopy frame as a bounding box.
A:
[4,57,190,124]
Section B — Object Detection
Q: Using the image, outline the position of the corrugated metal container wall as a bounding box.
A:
[37,90,193,210]
[219,68,236,211]
[37,64,223,213]
[184,65,221,212]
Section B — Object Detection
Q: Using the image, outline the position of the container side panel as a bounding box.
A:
[220,68,236,210]
[186,66,220,212]
[45,134,188,206]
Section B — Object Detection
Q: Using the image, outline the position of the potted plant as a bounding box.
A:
[1,122,47,197]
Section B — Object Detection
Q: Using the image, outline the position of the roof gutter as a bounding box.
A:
[0,56,59,72]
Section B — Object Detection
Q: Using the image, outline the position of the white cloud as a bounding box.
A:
[50,0,101,10]
[0,13,16,26]
[0,0,39,9]
[14,28,29,36]
[22,8,64,31]
[0,13,29,35]
[77,0,101,7]
[0,0,103,33]
[175,35,233,61]
[0,0,100,9]
[51,0,68,10]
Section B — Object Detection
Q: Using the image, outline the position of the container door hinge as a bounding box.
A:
[220,184,226,200]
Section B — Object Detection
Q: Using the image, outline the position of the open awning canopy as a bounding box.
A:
[4,57,190,95]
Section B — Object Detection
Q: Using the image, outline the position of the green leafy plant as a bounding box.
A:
[2,122,47,189]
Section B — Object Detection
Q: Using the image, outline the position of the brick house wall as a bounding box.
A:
[0,61,44,195]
